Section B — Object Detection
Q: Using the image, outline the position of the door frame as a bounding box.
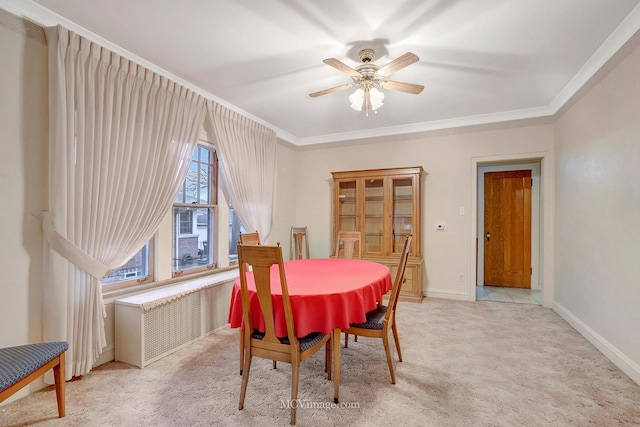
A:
[470,151,554,308]
[478,164,539,290]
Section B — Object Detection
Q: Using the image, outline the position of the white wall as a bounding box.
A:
[269,142,298,253]
[292,125,554,301]
[0,21,48,400]
[554,36,640,383]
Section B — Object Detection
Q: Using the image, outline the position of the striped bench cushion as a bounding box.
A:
[0,342,68,391]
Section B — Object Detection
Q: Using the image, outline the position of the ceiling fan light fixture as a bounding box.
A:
[349,86,384,115]
[369,87,384,110]
[349,88,364,111]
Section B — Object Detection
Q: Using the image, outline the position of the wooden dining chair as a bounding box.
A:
[343,234,412,384]
[290,226,310,260]
[237,243,332,425]
[239,230,261,245]
[334,231,362,259]
[237,230,265,373]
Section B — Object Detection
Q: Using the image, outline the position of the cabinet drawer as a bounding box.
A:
[402,266,416,295]
[388,262,421,302]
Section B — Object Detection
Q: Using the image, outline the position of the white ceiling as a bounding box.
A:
[10,0,640,146]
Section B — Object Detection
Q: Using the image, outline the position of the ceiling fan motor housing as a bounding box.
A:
[359,48,375,63]
[354,49,380,88]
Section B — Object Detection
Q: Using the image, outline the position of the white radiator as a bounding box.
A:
[114,271,237,368]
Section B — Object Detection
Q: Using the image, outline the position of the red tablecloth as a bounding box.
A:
[228,258,392,337]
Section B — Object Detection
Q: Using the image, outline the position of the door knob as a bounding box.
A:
[486,232,491,241]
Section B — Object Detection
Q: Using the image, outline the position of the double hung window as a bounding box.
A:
[101,144,221,288]
[173,145,218,275]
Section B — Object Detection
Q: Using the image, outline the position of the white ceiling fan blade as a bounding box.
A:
[380,80,424,94]
[309,83,354,97]
[377,52,419,77]
[323,58,361,77]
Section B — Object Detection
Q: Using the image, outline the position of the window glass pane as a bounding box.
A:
[179,209,193,234]
[185,163,198,202]
[228,207,247,262]
[174,206,212,271]
[101,242,151,285]
[199,164,211,204]
[199,146,210,162]
[175,183,185,203]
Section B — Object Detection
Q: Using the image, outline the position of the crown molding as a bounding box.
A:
[3,0,639,147]
[295,106,555,147]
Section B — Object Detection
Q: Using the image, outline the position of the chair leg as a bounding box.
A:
[383,330,396,384]
[273,360,277,369]
[344,332,358,348]
[325,340,332,381]
[291,362,300,425]
[333,328,340,404]
[53,352,66,418]
[239,330,244,375]
[239,353,252,410]
[391,323,403,362]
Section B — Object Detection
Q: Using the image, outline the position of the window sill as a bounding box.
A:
[102,266,239,304]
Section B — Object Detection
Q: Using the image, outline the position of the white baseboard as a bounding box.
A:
[94,345,115,368]
[424,289,470,301]
[554,301,640,386]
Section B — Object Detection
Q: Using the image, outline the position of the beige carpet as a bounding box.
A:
[2,298,639,426]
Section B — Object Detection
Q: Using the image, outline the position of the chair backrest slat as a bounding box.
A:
[239,231,261,246]
[335,231,362,259]
[238,244,297,345]
[290,226,310,260]
[386,234,413,318]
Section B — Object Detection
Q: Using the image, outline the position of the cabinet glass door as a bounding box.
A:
[337,180,357,232]
[364,179,384,254]
[392,177,414,253]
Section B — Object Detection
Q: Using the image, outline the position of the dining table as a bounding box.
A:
[227,257,393,403]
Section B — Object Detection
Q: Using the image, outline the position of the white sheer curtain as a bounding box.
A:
[205,101,277,241]
[44,26,207,378]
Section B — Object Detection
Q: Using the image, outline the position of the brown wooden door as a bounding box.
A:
[484,170,531,288]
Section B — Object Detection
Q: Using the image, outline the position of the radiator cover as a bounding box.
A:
[114,272,236,368]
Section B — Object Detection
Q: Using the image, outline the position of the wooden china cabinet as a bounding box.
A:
[331,166,424,302]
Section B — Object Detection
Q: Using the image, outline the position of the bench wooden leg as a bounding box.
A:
[53,352,65,418]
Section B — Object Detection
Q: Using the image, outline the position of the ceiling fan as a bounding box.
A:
[309,48,424,116]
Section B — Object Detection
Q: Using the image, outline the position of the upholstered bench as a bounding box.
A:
[0,342,68,418]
